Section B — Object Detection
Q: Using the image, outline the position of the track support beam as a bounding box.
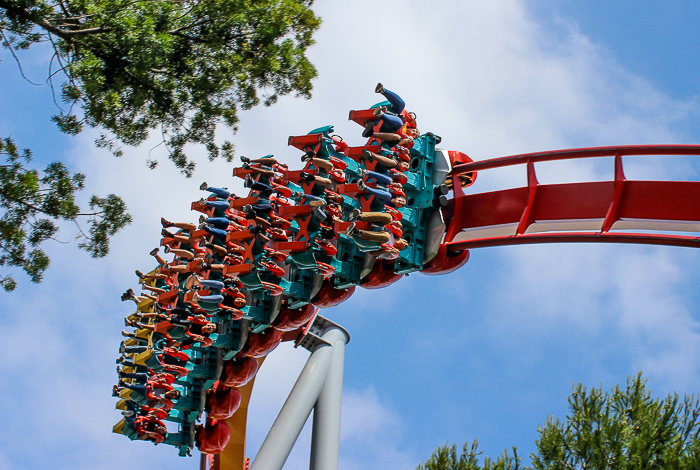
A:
[250,315,350,470]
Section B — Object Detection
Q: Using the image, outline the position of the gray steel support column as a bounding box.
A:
[250,327,346,470]
[310,327,348,470]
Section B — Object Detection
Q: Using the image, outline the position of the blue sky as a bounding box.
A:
[2,1,700,469]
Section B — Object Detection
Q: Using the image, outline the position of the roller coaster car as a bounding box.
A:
[117,107,484,459]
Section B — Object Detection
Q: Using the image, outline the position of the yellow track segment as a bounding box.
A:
[214,356,265,470]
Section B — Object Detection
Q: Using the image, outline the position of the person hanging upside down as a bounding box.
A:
[240,155,288,177]
[299,171,335,189]
[346,208,393,226]
[244,174,293,198]
[368,238,409,260]
[356,180,407,208]
[374,83,417,128]
[121,414,168,444]
[199,182,231,200]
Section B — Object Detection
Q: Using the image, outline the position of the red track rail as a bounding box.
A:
[444,145,700,251]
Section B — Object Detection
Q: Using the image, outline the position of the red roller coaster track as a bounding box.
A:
[444,145,700,252]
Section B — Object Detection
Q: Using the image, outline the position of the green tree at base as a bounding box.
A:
[416,373,700,470]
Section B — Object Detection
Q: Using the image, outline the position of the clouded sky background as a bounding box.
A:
[2,1,700,469]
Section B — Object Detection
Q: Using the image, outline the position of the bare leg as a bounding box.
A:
[164,264,191,273]
[163,232,191,245]
[361,149,397,169]
[360,212,393,225]
[208,263,226,273]
[165,246,195,260]
[172,222,196,232]
[244,165,276,177]
[357,229,391,243]
[207,244,228,257]
[371,132,401,143]
[309,175,334,188]
[309,158,333,172]
[142,284,166,294]
[162,218,197,232]
[242,156,279,165]
[136,268,167,281]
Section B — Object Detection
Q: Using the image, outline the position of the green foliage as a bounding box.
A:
[417,373,700,470]
[0,136,132,291]
[532,372,700,470]
[416,441,520,470]
[1,0,321,175]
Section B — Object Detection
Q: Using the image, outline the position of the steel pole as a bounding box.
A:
[250,328,345,470]
[310,327,348,470]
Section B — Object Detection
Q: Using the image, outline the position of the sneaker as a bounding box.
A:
[375,82,385,94]
[346,223,356,237]
[249,225,262,235]
[163,245,171,254]
[308,199,325,208]
[116,365,123,374]
[160,217,173,228]
[292,191,304,199]
[361,148,373,160]
[245,209,257,220]
[357,179,369,191]
[135,270,144,280]
[373,106,384,117]
[347,208,361,222]
[149,247,159,256]
[300,172,315,183]
[198,221,207,231]
[301,150,315,162]
[241,162,251,170]
[120,291,130,302]
[362,121,375,138]
[161,228,171,239]
[244,174,254,188]
[112,385,120,397]
[240,156,251,164]
[116,356,125,365]
[124,317,131,327]
[241,204,252,213]
[199,182,208,191]
[121,410,135,417]
[121,330,131,338]
[119,341,126,354]
[192,292,201,303]
[199,215,207,225]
